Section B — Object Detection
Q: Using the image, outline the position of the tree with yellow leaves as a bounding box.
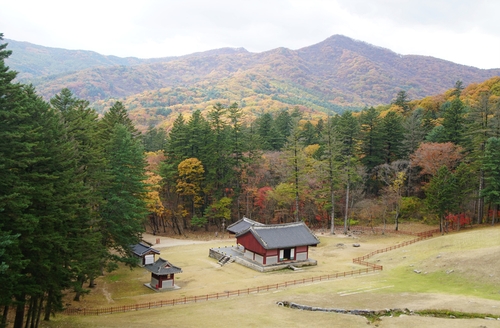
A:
[176,158,205,224]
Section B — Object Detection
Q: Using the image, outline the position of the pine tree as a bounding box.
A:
[319,115,343,234]
[0,34,29,324]
[1,36,90,326]
[335,111,361,233]
[142,125,167,152]
[465,90,495,223]
[480,137,500,224]
[440,97,466,145]
[227,103,246,217]
[100,124,148,266]
[359,107,384,194]
[300,121,318,145]
[50,88,107,297]
[99,101,139,140]
[425,166,457,233]
[274,110,293,149]
[380,111,405,164]
[392,90,410,112]
[206,103,231,195]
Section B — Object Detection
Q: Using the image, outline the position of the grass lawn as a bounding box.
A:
[39,224,500,328]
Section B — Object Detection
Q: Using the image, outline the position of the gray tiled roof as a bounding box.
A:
[227,217,265,234]
[144,258,182,276]
[236,222,320,249]
[131,242,160,257]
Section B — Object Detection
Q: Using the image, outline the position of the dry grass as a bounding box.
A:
[39,224,500,328]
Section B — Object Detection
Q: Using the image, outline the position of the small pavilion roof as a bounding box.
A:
[131,242,160,257]
[144,258,182,276]
[226,217,265,234]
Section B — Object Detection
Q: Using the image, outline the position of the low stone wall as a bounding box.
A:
[278,301,411,317]
[210,246,317,272]
[209,248,225,261]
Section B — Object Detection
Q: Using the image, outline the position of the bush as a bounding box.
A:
[190,216,208,229]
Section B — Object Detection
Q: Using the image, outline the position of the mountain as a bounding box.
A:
[4,35,500,130]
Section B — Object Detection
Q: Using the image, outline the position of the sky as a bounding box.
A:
[1,0,499,69]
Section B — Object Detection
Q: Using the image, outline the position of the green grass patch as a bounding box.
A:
[414,309,499,320]
[383,266,500,300]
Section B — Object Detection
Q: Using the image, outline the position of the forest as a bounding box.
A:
[145,77,500,238]
[1,31,500,328]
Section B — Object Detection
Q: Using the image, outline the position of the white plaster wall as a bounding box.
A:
[296,252,307,261]
[266,255,278,265]
[162,279,174,288]
[151,277,159,288]
[244,250,254,259]
[255,254,263,264]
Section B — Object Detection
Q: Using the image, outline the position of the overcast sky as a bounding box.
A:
[1,0,499,69]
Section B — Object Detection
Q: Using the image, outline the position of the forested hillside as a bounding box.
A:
[5,35,500,133]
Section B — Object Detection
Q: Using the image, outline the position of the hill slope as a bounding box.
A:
[4,35,500,129]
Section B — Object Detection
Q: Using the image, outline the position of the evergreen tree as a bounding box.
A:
[165,113,188,169]
[300,121,318,145]
[380,111,405,164]
[425,166,457,233]
[480,137,500,224]
[336,111,360,233]
[100,124,148,266]
[465,90,495,223]
[99,101,139,140]
[284,119,304,222]
[206,103,231,195]
[0,34,24,322]
[256,113,281,150]
[50,88,107,296]
[402,108,427,157]
[274,110,293,149]
[186,110,212,162]
[227,103,246,217]
[4,85,87,327]
[142,125,167,152]
[440,97,466,145]
[359,107,384,192]
[320,115,343,233]
[0,37,89,326]
[392,90,410,112]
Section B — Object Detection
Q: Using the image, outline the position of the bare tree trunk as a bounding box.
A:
[294,145,300,222]
[13,293,25,328]
[330,182,335,235]
[492,204,498,225]
[477,170,484,224]
[34,296,44,328]
[24,296,33,328]
[73,276,85,302]
[344,180,350,234]
[43,290,52,322]
[1,305,9,328]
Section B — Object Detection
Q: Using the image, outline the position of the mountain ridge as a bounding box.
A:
[3,34,499,131]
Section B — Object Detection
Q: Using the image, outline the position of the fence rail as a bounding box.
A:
[63,228,436,316]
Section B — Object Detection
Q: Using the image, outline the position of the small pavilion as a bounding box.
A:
[143,258,182,291]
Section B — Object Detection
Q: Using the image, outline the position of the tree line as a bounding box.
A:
[0,35,148,328]
[148,80,500,236]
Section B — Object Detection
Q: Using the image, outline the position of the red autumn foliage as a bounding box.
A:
[445,213,471,230]
[410,142,463,177]
[254,186,273,210]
